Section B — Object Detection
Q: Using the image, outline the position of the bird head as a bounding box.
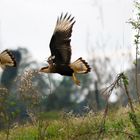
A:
[47,55,55,65]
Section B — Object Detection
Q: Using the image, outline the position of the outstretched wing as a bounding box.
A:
[0,49,16,69]
[49,13,75,65]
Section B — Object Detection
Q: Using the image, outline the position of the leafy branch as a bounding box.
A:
[129,1,140,103]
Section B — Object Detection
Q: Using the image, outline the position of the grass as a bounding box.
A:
[0,71,139,140]
[0,104,140,140]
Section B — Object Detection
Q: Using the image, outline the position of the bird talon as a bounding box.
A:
[75,79,80,86]
[72,73,80,86]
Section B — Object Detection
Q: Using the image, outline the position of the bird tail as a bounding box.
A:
[70,57,91,74]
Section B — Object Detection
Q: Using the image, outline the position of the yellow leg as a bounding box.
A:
[72,73,80,86]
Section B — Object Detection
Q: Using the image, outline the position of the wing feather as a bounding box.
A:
[0,49,16,69]
[49,13,75,64]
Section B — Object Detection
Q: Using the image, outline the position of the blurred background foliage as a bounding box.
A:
[0,45,138,130]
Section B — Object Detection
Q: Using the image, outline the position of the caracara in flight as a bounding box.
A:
[0,49,16,69]
[40,13,91,86]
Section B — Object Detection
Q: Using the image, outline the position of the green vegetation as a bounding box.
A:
[0,105,140,140]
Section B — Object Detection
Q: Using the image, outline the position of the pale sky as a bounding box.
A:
[0,0,134,72]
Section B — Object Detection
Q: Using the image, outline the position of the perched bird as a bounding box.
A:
[0,49,16,69]
[40,13,91,86]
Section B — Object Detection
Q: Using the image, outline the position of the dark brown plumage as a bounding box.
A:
[40,13,91,86]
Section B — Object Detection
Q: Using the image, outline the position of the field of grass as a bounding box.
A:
[0,104,140,140]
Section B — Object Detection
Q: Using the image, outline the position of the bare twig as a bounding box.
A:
[121,73,135,112]
[97,73,123,139]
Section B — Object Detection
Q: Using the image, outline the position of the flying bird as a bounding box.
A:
[40,13,91,86]
[0,49,16,69]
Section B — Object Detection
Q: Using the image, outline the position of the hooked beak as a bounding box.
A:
[39,66,49,73]
[39,68,43,72]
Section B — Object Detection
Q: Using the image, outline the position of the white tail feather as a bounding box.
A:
[70,57,91,74]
